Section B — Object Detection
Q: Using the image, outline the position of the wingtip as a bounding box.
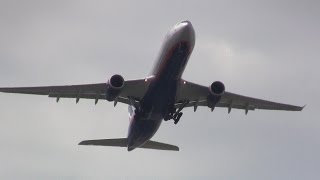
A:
[296,104,306,111]
[169,146,179,151]
[78,141,87,145]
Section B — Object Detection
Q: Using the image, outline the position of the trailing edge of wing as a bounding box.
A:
[79,138,179,151]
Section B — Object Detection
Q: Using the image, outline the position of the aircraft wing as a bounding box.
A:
[0,79,150,105]
[175,80,304,114]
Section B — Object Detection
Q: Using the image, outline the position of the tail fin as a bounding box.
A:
[79,138,179,151]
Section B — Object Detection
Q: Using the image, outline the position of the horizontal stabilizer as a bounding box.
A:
[79,138,179,151]
[79,138,127,147]
[140,140,179,151]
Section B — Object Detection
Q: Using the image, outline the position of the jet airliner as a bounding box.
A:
[0,21,303,151]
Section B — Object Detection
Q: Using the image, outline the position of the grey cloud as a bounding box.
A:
[0,0,319,179]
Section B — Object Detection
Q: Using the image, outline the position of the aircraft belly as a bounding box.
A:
[127,114,162,149]
[126,26,193,150]
[127,79,177,149]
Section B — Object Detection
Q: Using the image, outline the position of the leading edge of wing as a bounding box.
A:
[0,83,106,95]
[175,79,304,112]
[222,91,305,111]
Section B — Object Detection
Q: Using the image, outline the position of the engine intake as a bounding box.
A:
[105,74,124,101]
[209,81,225,96]
[207,81,225,108]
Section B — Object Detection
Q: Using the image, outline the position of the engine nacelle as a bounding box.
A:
[207,81,225,108]
[105,74,124,101]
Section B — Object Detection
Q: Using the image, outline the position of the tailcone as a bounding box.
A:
[127,146,135,151]
[127,138,136,151]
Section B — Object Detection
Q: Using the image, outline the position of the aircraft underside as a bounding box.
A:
[0,20,304,151]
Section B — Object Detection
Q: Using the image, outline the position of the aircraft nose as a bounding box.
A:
[180,20,191,25]
[178,20,195,47]
[179,20,194,34]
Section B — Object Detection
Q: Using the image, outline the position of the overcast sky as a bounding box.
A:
[0,0,319,179]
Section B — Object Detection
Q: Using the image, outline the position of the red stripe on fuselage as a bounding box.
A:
[153,41,191,80]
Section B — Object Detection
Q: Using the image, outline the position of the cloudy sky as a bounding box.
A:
[0,0,319,179]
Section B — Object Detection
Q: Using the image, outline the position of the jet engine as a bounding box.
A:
[207,81,225,108]
[105,74,125,101]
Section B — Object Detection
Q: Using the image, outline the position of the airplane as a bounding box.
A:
[0,20,304,151]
